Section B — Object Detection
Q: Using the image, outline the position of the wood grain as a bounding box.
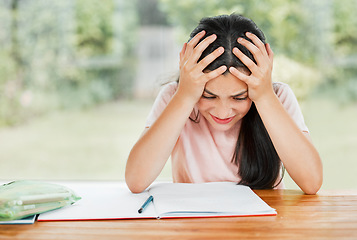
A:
[1,189,356,240]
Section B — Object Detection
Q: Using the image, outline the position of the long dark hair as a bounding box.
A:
[187,14,283,189]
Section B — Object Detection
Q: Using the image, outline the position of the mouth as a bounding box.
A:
[209,114,235,124]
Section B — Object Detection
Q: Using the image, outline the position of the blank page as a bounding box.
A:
[148,182,276,217]
[38,181,156,221]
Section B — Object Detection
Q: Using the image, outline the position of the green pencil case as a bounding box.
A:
[0,180,81,221]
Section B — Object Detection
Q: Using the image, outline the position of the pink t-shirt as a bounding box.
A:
[145,82,308,188]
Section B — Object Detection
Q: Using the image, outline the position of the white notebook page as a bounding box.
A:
[149,182,276,217]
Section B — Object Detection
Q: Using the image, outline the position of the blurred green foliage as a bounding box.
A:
[0,0,356,127]
[333,0,357,56]
[327,0,357,103]
[0,0,138,127]
[159,0,316,63]
[76,0,115,57]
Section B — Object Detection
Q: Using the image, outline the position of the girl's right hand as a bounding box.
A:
[177,30,227,105]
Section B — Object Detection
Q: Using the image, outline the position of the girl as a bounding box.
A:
[125,14,323,194]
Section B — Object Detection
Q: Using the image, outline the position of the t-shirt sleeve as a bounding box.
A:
[273,82,309,132]
[145,82,178,128]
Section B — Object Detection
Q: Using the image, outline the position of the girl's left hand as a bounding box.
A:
[229,32,274,103]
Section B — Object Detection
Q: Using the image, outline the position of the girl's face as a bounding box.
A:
[197,70,252,132]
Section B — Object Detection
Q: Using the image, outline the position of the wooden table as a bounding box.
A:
[1,189,356,240]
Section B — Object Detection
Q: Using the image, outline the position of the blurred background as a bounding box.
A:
[0,0,356,190]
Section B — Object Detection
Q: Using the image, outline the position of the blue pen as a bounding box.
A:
[138,195,154,214]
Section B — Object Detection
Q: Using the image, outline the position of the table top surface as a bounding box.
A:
[1,188,357,240]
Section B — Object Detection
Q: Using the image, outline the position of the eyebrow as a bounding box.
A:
[204,89,248,97]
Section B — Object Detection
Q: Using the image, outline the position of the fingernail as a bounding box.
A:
[246,32,252,36]
[218,47,224,53]
[229,67,236,72]
[233,47,239,53]
[238,38,243,43]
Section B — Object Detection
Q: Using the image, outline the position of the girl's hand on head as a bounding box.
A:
[229,32,274,103]
[178,30,227,105]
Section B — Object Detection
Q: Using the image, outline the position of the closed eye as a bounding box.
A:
[233,96,248,101]
[202,95,216,99]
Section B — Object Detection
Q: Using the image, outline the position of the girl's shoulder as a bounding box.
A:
[165,81,178,90]
[273,81,291,93]
[145,81,178,128]
[272,82,309,131]
[272,82,296,102]
[159,81,178,99]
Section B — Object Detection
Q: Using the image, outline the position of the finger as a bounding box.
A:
[188,34,217,64]
[229,67,251,84]
[201,65,227,82]
[196,46,224,70]
[232,47,258,73]
[245,32,267,55]
[238,36,265,66]
[265,43,274,61]
[187,30,206,47]
[180,43,187,60]
[179,43,187,69]
[184,30,206,62]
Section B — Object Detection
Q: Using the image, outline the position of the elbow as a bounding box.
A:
[302,153,323,195]
[303,185,321,195]
[125,169,149,194]
[126,184,147,194]
[125,145,161,193]
[125,153,148,193]
[302,173,323,195]
[126,182,148,194]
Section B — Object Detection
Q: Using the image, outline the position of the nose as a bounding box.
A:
[214,100,233,119]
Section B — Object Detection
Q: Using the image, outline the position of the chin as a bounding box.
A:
[209,121,236,132]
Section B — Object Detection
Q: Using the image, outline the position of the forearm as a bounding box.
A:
[126,30,228,193]
[255,93,323,194]
[125,93,195,193]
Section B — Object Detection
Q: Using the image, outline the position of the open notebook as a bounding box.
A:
[38,181,276,221]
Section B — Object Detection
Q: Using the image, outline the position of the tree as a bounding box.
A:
[0,0,139,127]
